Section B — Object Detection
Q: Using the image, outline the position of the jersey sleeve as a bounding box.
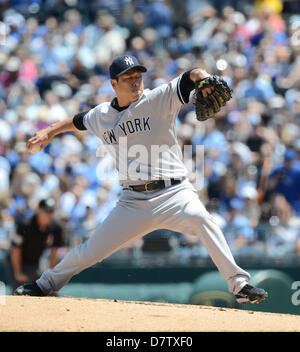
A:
[73,111,88,130]
[178,70,195,103]
[149,76,182,110]
[145,71,195,120]
[82,106,103,138]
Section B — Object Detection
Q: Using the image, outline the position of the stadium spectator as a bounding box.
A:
[265,194,300,258]
[268,148,300,215]
[5,198,64,292]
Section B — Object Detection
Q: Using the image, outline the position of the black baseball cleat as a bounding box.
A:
[235,284,268,304]
[14,281,45,297]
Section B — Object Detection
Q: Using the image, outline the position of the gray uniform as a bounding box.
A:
[84,76,188,186]
[36,74,250,295]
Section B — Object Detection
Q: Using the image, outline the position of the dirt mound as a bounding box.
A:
[1,296,300,332]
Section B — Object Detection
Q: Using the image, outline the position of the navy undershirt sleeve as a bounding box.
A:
[73,111,88,131]
[178,70,195,104]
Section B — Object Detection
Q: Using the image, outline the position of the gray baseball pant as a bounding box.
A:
[37,179,250,295]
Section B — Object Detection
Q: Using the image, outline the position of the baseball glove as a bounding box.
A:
[194,75,232,121]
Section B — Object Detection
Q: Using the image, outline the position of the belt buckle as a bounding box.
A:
[145,182,152,192]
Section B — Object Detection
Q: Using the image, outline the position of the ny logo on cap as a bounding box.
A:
[124,56,134,66]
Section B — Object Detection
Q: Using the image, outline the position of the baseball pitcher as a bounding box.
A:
[15,55,267,304]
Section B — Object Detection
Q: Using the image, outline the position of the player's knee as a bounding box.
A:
[186,209,222,234]
[184,207,210,224]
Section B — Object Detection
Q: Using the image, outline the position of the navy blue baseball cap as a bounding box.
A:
[109,55,147,79]
[39,198,55,212]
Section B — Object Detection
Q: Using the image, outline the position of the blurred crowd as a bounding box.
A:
[1,0,300,265]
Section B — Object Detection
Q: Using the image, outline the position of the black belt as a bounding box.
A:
[125,179,181,192]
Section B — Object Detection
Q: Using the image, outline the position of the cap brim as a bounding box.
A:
[40,206,55,212]
[113,65,147,78]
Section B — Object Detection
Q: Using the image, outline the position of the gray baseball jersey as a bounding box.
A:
[82,75,188,187]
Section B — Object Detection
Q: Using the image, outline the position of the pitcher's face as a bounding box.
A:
[111,68,144,105]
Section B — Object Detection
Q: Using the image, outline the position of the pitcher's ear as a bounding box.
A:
[110,78,118,89]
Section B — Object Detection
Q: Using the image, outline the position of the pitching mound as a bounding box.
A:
[1,296,300,332]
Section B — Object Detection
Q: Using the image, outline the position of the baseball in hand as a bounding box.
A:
[29,144,42,154]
